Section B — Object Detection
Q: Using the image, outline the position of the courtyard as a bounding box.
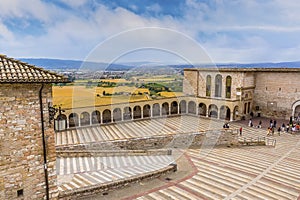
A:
[56,116,300,199]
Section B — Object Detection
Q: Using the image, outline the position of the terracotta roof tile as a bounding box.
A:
[0,54,69,83]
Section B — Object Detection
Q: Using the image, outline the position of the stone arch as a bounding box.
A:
[171,101,178,115]
[113,108,122,122]
[188,101,196,114]
[198,103,207,116]
[162,102,169,116]
[143,104,151,118]
[233,106,239,120]
[56,114,67,130]
[292,100,300,118]
[80,112,90,126]
[215,74,222,97]
[123,106,132,120]
[91,110,101,124]
[179,100,187,114]
[69,113,79,127]
[152,103,160,117]
[220,105,230,120]
[133,105,142,119]
[208,104,218,118]
[102,109,111,123]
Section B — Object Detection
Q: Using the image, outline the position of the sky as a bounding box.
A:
[1,0,300,64]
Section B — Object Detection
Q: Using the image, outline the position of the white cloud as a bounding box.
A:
[1,0,300,63]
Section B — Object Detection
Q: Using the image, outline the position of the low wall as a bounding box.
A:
[58,164,177,199]
[56,149,172,158]
[56,129,239,151]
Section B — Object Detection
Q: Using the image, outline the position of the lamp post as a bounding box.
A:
[48,104,66,131]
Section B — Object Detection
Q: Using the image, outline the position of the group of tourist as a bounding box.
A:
[244,117,300,137]
[266,119,300,136]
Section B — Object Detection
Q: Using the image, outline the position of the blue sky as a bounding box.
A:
[1,0,300,63]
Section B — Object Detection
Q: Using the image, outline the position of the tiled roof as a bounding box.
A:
[0,54,69,83]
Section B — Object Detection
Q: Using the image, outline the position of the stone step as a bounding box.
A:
[256,180,299,199]
[247,183,292,200]
[180,179,224,200]
[191,158,254,183]
[166,186,200,200]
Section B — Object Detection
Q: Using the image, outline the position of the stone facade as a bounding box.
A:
[0,84,58,199]
[183,68,300,120]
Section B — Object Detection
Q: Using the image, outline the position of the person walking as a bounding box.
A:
[239,127,243,136]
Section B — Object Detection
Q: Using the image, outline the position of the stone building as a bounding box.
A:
[0,55,68,199]
[183,67,300,120]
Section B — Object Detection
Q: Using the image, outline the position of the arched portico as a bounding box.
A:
[179,100,187,114]
[152,103,160,117]
[103,109,111,123]
[113,108,122,122]
[143,104,151,118]
[69,113,79,127]
[92,110,101,124]
[162,102,169,116]
[133,106,142,119]
[188,101,196,114]
[80,112,90,126]
[208,104,218,118]
[171,101,178,115]
[123,107,132,121]
[220,105,230,120]
[198,103,207,116]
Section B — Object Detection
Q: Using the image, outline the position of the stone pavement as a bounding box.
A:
[125,119,300,200]
[57,116,300,199]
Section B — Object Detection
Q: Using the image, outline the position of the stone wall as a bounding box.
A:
[0,84,58,199]
[56,129,239,151]
[254,72,300,119]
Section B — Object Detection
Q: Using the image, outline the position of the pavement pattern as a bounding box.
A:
[56,116,300,199]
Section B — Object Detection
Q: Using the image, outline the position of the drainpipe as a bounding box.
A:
[39,83,50,200]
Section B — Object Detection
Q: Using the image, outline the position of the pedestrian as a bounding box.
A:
[277,127,281,136]
[270,119,273,128]
[286,124,290,133]
[267,127,271,136]
[239,127,243,136]
[257,120,262,128]
[249,119,253,127]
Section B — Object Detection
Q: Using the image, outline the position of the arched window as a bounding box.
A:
[215,74,222,97]
[206,75,211,97]
[226,76,232,98]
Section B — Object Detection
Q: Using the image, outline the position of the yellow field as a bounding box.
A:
[158,91,184,97]
[53,86,151,108]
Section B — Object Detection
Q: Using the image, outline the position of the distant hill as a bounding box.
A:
[19,58,300,71]
[19,58,134,71]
